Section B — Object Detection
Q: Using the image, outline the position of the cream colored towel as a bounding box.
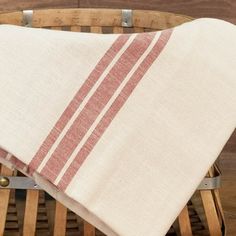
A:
[0,18,235,236]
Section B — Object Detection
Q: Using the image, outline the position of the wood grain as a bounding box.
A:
[84,221,96,236]
[178,206,193,236]
[23,190,39,236]
[200,190,222,236]
[53,201,67,236]
[219,152,236,236]
[0,0,78,11]
[80,0,236,24]
[31,8,192,31]
[223,130,236,153]
[0,11,23,25]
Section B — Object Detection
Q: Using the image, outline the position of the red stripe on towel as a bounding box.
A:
[10,156,27,170]
[28,34,130,175]
[0,148,8,158]
[58,29,173,190]
[41,33,156,182]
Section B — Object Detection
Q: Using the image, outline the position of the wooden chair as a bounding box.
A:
[0,9,225,236]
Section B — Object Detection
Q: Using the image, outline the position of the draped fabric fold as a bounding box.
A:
[0,18,235,235]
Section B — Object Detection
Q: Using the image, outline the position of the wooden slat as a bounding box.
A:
[113,26,123,33]
[0,0,78,11]
[53,201,67,236]
[90,26,102,33]
[84,221,95,236]
[71,25,82,32]
[200,190,222,236]
[0,11,23,25]
[32,9,122,28]
[199,167,223,236]
[0,165,13,236]
[23,190,39,236]
[178,206,193,236]
[213,189,224,227]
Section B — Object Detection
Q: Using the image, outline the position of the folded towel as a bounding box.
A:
[0,18,235,236]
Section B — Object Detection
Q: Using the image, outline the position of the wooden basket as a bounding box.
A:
[0,8,225,236]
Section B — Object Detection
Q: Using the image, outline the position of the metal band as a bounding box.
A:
[0,174,220,190]
[121,9,133,27]
[0,176,41,190]
[23,10,33,27]
[197,175,221,190]
[0,163,220,191]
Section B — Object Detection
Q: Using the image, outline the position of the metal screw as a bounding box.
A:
[0,177,10,187]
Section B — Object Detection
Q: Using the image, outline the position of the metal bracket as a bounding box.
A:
[0,176,41,190]
[121,9,133,28]
[23,10,33,27]
[197,175,221,190]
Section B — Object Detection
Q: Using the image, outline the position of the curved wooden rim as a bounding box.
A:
[31,8,193,29]
[0,8,194,29]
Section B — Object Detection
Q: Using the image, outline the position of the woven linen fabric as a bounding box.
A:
[0,18,235,236]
